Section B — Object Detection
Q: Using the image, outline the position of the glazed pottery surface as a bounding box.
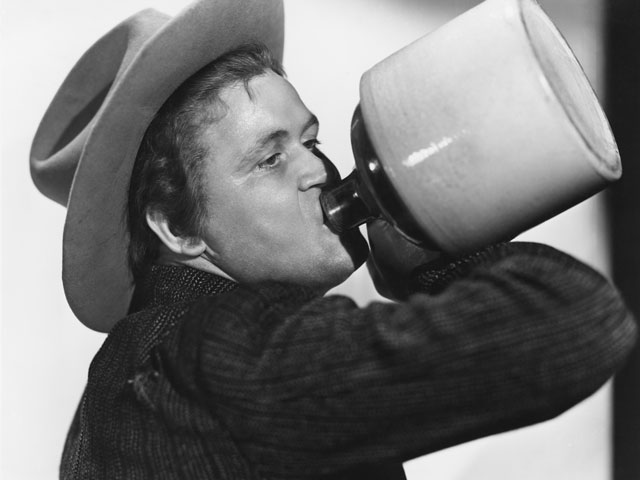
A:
[358,0,620,254]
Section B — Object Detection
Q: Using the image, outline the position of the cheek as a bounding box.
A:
[208,187,301,251]
[205,178,356,285]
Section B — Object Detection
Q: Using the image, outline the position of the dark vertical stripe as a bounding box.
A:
[604,2,640,480]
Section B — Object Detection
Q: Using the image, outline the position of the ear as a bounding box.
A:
[145,210,206,258]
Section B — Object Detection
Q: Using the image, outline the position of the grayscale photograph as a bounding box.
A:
[1,0,638,479]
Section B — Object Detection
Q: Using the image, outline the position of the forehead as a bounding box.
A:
[205,73,311,143]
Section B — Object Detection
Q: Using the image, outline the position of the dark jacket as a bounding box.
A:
[60,242,637,479]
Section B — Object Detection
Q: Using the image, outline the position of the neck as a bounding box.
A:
[155,248,236,283]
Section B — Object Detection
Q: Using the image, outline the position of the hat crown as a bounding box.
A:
[30,9,169,206]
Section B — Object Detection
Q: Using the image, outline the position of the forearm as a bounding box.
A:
[329,242,636,466]
[189,242,636,477]
[403,241,636,410]
[385,241,637,452]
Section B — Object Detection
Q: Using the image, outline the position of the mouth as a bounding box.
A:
[313,189,334,230]
[319,193,341,234]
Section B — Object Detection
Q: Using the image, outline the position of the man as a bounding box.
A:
[30,0,636,479]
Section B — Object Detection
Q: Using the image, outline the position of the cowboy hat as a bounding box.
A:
[30,0,285,332]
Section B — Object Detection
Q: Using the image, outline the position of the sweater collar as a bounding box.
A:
[130,264,238,312]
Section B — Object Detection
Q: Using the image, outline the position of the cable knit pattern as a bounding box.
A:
[60,243,637,479]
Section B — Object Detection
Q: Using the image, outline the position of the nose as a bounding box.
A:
[298,147,340,191]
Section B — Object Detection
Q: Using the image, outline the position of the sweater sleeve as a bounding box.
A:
[183,242,637,479]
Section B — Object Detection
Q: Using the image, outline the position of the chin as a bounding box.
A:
[315,229,369,290]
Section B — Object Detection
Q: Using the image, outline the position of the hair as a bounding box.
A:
[127,42,285,281]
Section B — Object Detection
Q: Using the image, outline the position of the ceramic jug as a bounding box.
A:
[320,0,621,255]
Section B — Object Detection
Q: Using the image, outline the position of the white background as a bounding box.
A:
[1,0,616,478]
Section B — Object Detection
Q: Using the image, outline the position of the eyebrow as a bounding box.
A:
[239,113,319,168]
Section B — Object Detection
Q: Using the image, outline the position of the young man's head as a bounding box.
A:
[128,43,368,291]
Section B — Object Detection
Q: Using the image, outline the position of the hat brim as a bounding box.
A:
[62,0,285,332]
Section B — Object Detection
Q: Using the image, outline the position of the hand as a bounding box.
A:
[366,219,442,300]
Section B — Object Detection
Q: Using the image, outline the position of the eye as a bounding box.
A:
[257,153,282,171]
[303,138,321,151]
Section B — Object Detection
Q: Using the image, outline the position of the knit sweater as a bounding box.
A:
[60,242,637,479]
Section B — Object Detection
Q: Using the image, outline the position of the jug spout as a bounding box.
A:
[320,170,378,233]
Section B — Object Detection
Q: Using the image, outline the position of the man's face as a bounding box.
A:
[195,71,368,290]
